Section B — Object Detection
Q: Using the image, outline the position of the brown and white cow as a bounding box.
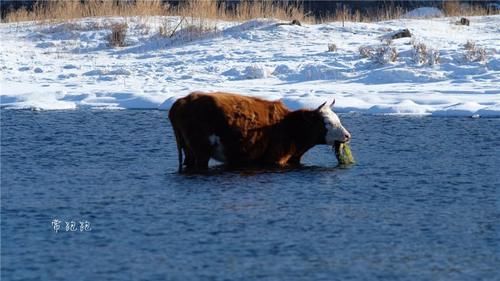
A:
[169,91,351,172]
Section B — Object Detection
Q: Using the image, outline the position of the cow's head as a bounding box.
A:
[316,100,351,145]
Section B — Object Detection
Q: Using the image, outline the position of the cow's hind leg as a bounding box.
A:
[172,127,184,173]
[183,136,211,172]
[183,146,195,170]
[172,126,200,173]
[183,153,210,172]
[192,144,211,172]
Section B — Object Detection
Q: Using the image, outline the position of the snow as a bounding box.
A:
[403,7,444,19]
[432,102,485,117]
[1,15,499,117]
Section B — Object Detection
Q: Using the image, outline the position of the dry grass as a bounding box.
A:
[317,4,406,23]
[359,46,375,58]
[375,45,398,64]
[3,0,311,43]
[464,40,476,51]
[4,0,168,23]
[411,40,441,66]
[464,40,487,62]
[443,0,462,16]
[157,17,219,41]
[158,18,172,37]
[172,23,219,42]
[3,0,310,23]
[442,0,494,17]
[175,0,309,22]
[412,41,440,66]
[316,2,496,23]
[108,23,127,47]
[413,41,428,64]
[327,43,337,52]
[3,0,497,24]
[359,44,397,64]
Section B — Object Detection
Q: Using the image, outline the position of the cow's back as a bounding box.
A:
[171,91,289,131]
[207,92,289,131]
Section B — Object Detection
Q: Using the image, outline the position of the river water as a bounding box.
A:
[1,110,499,280]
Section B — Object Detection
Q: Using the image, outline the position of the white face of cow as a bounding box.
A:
[318,100,351,144]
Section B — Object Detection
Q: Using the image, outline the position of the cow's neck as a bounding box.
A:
[269,110,319,165]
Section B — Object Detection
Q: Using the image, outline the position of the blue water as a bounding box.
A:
[1,110,499,281]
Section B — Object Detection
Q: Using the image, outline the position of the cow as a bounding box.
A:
[168,91,351,172]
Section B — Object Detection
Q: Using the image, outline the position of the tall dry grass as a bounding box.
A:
[4,0,169,22]
[442,0,497,17]
[174,0,301,21]
[2,0,497,24]
[3,0,310,23]
[315,1,497,23]
[316,4,407,24]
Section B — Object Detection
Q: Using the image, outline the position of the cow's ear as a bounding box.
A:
[316,101,327,111]
[330,99,335,108]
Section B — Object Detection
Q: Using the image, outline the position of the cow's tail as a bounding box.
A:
[169,100,184,173]
[172,126,184,173]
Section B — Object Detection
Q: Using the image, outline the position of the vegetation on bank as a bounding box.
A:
[2,0,498,24]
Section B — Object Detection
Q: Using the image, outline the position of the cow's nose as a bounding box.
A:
[345,133,351,141]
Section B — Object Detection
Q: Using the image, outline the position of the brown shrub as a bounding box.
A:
[359,45,397,64]
[109,23,127,47]
[359,46,374,58]
[328,43,337,52]
[464,40,487,62]
[412,41,440,65]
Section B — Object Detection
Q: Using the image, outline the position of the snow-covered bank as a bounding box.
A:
[1,16,499,116]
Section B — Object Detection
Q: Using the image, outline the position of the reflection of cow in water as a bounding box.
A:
[169,92,351,172]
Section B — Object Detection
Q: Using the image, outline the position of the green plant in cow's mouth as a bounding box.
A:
[334,142,355,165]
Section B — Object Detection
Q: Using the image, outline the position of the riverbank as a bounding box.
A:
[1,15,499,116]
